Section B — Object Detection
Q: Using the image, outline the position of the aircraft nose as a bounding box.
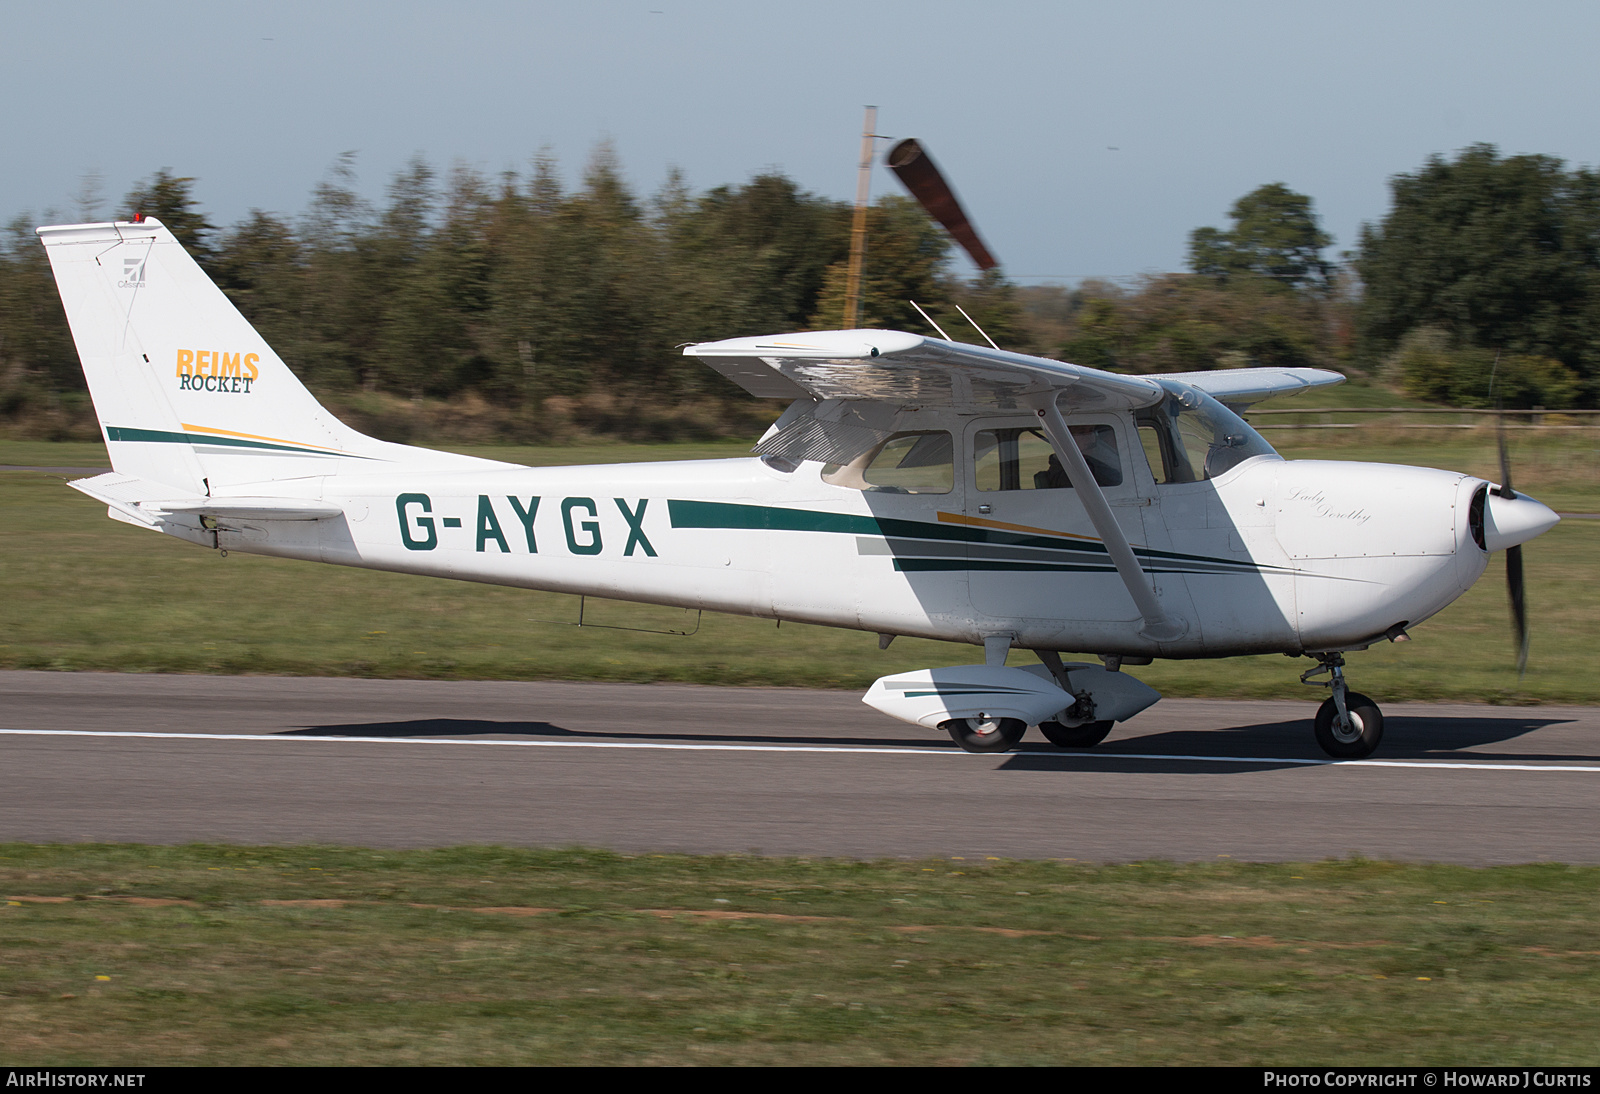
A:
[1484,489,1560,552]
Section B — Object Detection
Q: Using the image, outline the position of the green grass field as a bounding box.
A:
[2,427,1598,701]
[3,845,1597,1066]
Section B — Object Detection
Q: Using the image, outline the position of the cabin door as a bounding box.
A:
[961,414,1148,624]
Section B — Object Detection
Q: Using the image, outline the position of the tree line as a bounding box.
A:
[1,142,1595,443]
[1047,146,1597,409]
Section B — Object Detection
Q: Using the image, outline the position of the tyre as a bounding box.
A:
[942,716,1027,754]
[1038,719,1114,749]
[1313,693,1383,759]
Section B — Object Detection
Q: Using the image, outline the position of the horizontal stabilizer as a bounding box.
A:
[69,472,343,524]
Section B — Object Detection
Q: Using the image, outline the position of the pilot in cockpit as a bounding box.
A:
[1033,426,1120,489]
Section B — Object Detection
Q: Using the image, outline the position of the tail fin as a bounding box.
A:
[37,218,495,492]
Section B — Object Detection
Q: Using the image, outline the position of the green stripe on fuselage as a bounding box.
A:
[893,559,1258,575]
[667,498,1263,571]
[668,499,882,537]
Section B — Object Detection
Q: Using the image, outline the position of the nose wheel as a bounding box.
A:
[1302,654,1384,759]
[1313,691,1384,758]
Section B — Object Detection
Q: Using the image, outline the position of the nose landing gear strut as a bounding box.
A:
[1301,653,1384,758]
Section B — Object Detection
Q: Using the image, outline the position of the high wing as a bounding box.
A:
[685,328,1341,464]
[1155,367,1344,406]
[687,328,1162,411]
[687,329,1161,466]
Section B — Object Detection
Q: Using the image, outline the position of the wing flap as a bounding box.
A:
[752,398,904,465]
[700,355,810,399]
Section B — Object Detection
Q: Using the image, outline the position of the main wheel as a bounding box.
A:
[1038,720,1114,749]
[943,716,1027,754]
[1313,693,1383,758]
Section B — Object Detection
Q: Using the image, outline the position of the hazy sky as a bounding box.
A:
[7,1,1599,283]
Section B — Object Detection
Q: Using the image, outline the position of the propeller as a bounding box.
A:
[885,139,999,271]
[1495,409,1530,677]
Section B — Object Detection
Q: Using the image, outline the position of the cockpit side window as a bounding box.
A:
[1135,411,1199,484]
[975,425,1122,491]
[1135,421,1178,484]
[822,431,953,494]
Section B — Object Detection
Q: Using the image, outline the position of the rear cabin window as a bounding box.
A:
[974,426,1122,491]
[822,431,953,494]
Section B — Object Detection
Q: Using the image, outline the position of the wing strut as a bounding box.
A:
[1031,400,1186,643]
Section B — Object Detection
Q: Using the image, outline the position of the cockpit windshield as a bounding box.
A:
[1133,381,1279,484]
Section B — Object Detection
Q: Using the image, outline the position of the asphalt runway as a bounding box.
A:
[1,670,1597,863]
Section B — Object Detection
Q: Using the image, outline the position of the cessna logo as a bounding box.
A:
[176,348,260,393]
[118,258,146,288]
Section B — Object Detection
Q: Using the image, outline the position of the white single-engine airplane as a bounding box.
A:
[37,215,1559,758]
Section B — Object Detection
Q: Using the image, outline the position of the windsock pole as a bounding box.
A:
[842,105,877,329]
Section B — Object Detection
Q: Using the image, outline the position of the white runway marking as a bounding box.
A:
[0,728,944,757]
[2,728,1598,773]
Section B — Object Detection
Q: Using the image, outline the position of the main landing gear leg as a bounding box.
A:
[1301,653,1384,759]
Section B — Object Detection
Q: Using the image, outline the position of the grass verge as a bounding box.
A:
[2,845,1597,1065]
